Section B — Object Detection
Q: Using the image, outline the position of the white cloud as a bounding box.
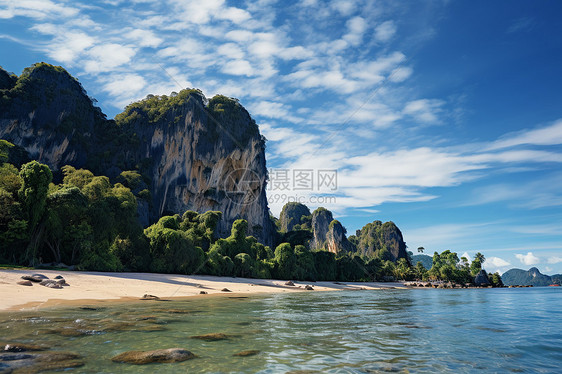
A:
[0,0,79,20]
[222,59,255,76]
[84,44,136,73]
[487,256,511,267]
[250,101,290,119]
[217,43,245,59]
[102,74,146,98]
[548,256,562,264]
[515,252,540,266]
[461,252,471,261]
[344,16,367,46]
[125,29,163,48]
[374,20,396,42]
[403,99,444,124]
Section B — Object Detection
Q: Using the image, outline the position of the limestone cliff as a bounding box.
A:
[279,202,311,232]
[352,220,408,262]
[0,63,107,170]
[309,207,353,253]
[0,63,274,245]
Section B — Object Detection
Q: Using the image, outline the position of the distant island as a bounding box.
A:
[1,63,500,287]
[501,267,562,287]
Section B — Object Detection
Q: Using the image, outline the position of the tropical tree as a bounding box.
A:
[18,161,52,265]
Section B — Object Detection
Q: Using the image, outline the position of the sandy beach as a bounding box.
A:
[0,269,405,311]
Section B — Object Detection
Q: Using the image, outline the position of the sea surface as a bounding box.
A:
[1,287,561,373]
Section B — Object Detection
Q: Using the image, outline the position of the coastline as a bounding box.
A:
[0,269,405,311]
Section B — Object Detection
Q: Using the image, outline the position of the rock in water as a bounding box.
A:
[233,350,260,357]
[474,270,491,286]
[3,343,46,352]
[190,333,229,341]
[111,348,196,364]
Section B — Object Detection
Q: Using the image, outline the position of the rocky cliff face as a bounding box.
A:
[0,63,107,171]
[353,220,408,262]
[325,219,355,254]
[279,202,311,232]
[309,207,353,253]
[0,63,274,245]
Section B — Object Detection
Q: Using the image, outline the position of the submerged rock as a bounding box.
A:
[190,333,229,341]
[3,343,46,352]
[0,351,83,373]
[233,350,260,357]
[111,348,196,364]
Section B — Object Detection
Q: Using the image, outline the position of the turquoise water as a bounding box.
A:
[1,288,561,373]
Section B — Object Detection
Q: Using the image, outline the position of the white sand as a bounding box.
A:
[0,269,405,311]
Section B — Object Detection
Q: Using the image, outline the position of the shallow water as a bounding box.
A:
[1,287,561,373]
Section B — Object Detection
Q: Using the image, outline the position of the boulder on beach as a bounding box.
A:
[21,275,46,282]
[221,288,232,292]
[39,279,63,289]
[305,285,314,290]
[285,281,295,286]
[140,294,160,300]
[17,280,33,286]
[111,348,196,364]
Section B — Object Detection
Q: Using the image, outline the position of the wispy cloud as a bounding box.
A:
[487,119,562,150]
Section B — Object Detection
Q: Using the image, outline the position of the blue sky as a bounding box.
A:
[1,0,561,275]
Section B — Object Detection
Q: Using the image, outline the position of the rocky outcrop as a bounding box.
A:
[325,220,355,254]
[309,208,353,254]
[279,202,311,232]
[353,220,408,262]
[310,207,334,250]
[474,269,491,286]
[0,63,274,245]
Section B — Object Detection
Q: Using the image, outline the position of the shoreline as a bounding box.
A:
[0,269,405,312]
